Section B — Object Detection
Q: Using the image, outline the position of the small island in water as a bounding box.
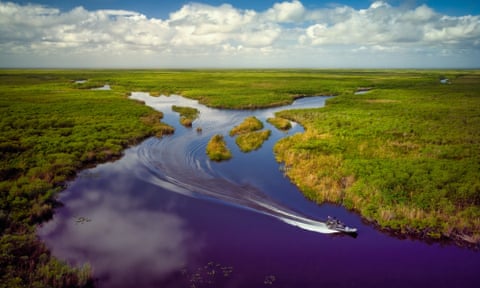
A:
[206,134,232,161]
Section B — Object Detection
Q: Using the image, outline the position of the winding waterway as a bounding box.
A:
[38,93,480,288]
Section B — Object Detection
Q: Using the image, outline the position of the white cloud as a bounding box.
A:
[402,5,436,22]
[0,0,479,68]
[299,1,480,50]
[265,0,306,23]
[369,1,390,10]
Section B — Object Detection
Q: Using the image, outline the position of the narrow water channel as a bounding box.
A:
[38,93,480,288]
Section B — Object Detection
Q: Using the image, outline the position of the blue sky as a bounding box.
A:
[1,0,479,68]
[11,0,480,18]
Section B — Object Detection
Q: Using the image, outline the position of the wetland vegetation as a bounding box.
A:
[0,71,170,287]
[171,105,199,127]
[1,69,479,286]
[267,116,292,131]
[274,71,480,244]
[235,130,272,152]
[229,116,271,152]
[206,134,232,161]
[229,116,264,136]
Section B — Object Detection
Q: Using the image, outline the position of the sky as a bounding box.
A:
[1,0,479,68]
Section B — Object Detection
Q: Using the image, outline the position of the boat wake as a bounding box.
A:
[130,92,342,235]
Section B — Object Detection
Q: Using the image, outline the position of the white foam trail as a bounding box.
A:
[137,166,340,235]
[129,92,340,235]
[253,200,338,234]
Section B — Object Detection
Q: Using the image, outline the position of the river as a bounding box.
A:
[38,93,480,288]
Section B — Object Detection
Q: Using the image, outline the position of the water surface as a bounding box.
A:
[38,93,480,288]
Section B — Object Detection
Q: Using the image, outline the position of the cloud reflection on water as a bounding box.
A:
[39,174,198,288]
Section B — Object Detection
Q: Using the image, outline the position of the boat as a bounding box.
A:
[326,216,357,234]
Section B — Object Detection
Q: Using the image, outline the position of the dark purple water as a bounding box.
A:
[38,94,480,288]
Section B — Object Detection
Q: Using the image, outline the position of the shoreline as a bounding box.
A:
[138,90,480,249]
[2,69,478,287]
[272,72,480,249]
[135,90,480,249]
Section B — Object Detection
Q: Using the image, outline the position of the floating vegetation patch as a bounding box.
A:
[206,134,232,161]
[264,275,277,285]
[75,216,92,224]
[172,105,200,127]
[180,261,234,287]
[179,261,278,287]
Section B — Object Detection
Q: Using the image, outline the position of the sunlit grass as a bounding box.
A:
[1,69,479,286]
[229,116,271,152]
[172,105,199,127]
[274,71,480,244]
[229,116,263,136]
[206,134,232,161]
[141,111,175,136]
[267,117,292,131]
[0,70,175,286]
[236,130,272,152]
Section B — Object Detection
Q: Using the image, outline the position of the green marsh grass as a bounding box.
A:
[236,130,272,152]
[229,116,271,152]
[2,69,479,286]
[172,105,200,127]
[0,70,172,287]
[274,71,480,244]
[206,134,232,161]
[229,116,263,136]
[267,117,292,131]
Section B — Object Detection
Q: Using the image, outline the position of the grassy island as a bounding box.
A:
[172,105,200,127]
[230,116,271,152]
[230,116,264,136]
[236,130,272,152]
[206,134,232,161]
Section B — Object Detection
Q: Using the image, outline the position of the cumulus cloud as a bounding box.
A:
[299,1,480,48]
[266,0,306,22]
[168,3,281,48]
[0,0,479,68]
